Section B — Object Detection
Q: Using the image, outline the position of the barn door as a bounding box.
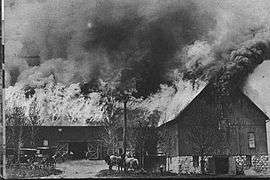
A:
[55,143,69,162]
[215,156,229,174]
[86,143,99,159]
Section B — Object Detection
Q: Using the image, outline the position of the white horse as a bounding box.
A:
[124,155,139,171]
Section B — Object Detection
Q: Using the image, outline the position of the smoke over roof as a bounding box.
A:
[5,0,270,98]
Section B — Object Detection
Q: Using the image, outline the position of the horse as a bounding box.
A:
[104,154,124,171]
[124,156,139,171]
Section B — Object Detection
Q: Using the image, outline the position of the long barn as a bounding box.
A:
[6,125,108,160]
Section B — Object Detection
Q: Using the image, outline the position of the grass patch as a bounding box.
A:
[7,164,62,179]
[96,169,178,177]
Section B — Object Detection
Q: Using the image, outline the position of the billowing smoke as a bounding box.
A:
[212,36,270,96]
[180,0,270,95]
[5,0,215,97]
[5,0,270,98]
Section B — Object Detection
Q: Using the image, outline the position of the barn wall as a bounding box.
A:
[177,89,227,156]
[229,126,267,155]
[175,87,268,156]
[37,126,105,146]
[178,126,195,156]
[228,92,268,155]
[6,126,105,148]
[158,122,179,157]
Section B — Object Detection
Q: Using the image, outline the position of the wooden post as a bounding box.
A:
[123,99,127,171]
[2,83,6,178]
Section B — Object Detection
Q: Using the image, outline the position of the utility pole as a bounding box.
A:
[123,95,128,171]
[123,97,127,155]
[122,53,130,165]
[121,49,136,171]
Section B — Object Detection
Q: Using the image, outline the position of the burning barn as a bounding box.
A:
[158,62,270,175]
[4,0,270,177]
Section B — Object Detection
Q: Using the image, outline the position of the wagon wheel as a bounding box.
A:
[50,159,56,168]
[86,144,98,160]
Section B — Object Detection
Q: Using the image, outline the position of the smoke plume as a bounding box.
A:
[5,0,270,97]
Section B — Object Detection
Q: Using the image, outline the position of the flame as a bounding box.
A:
[5,0,270,125]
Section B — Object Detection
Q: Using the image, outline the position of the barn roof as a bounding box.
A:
[158,61,270,127]
[157,83,206,126]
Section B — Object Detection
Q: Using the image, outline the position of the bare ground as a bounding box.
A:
[45,160,108,179]
[42,160,270,178]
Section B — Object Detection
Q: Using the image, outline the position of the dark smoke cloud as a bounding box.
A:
[5,0,216,97]
[181,0,270,93]
[86,0,215,96]
[212,35,270,96]
[5,0,270,97]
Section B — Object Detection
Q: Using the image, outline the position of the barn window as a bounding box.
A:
[193,156,199,167]
[248,132,255,148]
[43,140,48,146]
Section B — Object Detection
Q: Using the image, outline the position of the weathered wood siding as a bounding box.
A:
[228,91,268,155]
[174,85,268,156]
[159,122,179,157]
[6,126,105,147]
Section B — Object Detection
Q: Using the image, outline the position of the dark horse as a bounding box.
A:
[104,154,124,171]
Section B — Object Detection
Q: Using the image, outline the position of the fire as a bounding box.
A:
[4,0,270,125]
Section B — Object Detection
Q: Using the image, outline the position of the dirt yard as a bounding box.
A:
[41,159,270,178]
[45,160,108,178]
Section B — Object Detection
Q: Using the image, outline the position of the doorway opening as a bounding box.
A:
[69,142,87,159]
[214,156,229,174]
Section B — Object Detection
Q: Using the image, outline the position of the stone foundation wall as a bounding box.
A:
[234,155,270,173]
[166,156,180,173]
[166,155,270,175]
[167,156,205,174]
[178,156,201,174]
